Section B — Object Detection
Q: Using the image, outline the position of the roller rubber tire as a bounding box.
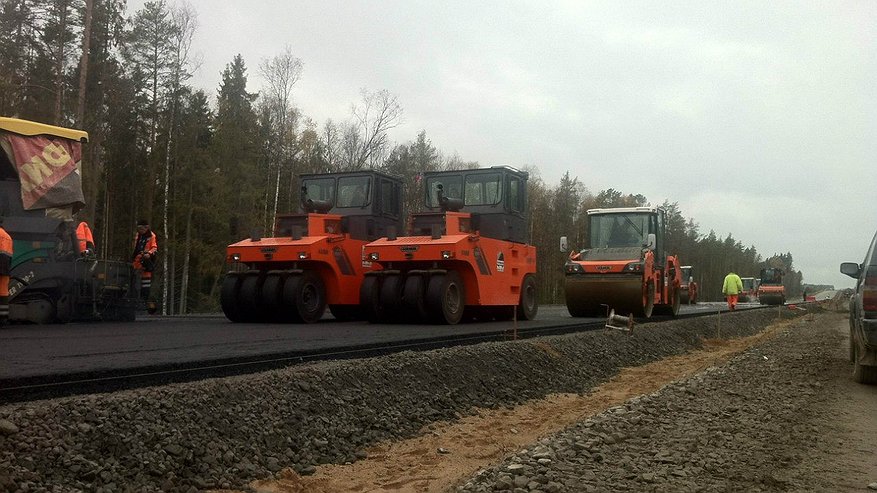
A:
[380,275,404,321]
[293,271,326,324]
[426,271,465,325]
[261,273,285,321]
[402,275,428,321]
[238,272,265,322]
[220,273,244,322]
[360,276,386,323]
[516,274,538,320]
[280,274,305,323]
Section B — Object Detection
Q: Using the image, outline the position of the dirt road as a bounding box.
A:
[243,312,877,492]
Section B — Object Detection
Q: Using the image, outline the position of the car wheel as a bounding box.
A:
[852,344,877,385]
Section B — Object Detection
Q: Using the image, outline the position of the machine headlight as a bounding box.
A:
[231,253,241,262]
[298,252,309,260]
[564,262,584,274]
[624,262,643,272]
[441,250,454,259]
[368,252,379,261]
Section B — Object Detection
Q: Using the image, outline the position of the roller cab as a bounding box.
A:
[360,166,538,325]
[739,277,757,302]
[221,171,403,323]
[563,206,682,319]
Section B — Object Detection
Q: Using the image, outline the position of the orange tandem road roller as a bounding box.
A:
[563,206,682,319]
[757,267,786,305]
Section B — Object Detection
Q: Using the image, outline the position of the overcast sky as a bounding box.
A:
[129,0,875,288]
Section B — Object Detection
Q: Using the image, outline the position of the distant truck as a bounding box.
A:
[679,265,698,304]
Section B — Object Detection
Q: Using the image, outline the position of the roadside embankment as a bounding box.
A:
[0,308,802,492]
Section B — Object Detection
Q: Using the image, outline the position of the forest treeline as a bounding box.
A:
[0,0,804,313]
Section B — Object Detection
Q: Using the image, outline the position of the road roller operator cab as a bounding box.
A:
[360,166,538,325]
[221,170,404,323]
[739,277,757,302]
[562,206,682,319]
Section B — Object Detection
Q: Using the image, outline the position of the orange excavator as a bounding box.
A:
[360,166,538,324]
[564,206,682,318]
[221,171,404,323]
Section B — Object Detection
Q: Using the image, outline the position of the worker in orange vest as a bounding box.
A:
[132,219,158,300]
[0,218,12,326]
[76,221,95,256]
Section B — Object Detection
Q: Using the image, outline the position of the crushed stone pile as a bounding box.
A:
[457,311,841,492]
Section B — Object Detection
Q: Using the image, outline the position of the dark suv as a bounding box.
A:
[840,230,877,384]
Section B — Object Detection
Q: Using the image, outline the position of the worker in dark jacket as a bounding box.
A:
[132,219,158,300]
[0,218,12,325]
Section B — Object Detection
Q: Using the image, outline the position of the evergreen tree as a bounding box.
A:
[212,54,262,243]
[123,0,175,214]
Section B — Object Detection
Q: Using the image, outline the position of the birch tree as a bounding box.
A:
[341,89,403,170]
[258,45,302,230]
[161,1,197,314]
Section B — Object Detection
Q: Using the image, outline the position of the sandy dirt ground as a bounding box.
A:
[209,314,876,493]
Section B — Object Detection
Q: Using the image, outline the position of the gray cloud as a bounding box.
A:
[131,0,876,287]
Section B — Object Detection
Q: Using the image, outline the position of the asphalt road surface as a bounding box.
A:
[0,302,748,380]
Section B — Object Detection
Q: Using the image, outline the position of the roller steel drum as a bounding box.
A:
[565,275,645,317]
[759,291,785,305]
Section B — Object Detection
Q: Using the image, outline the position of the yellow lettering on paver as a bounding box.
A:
[41,142,71,167]
[19,156,54,193]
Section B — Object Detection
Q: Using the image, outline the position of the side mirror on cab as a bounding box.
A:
[646,233,656,251]
[840,262,861,278]
[559,236,568,253]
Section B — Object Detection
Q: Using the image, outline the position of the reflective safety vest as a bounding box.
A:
[76,222,94,253]
[722,273,743,295]
[132,230,158,272]
[0,226,12,276]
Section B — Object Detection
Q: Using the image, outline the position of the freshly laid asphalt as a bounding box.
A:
[0,302,746,380]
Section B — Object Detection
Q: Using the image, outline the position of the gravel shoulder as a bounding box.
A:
[239,311,877,493]
[454,312,877,492]
[4,308,865,492]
